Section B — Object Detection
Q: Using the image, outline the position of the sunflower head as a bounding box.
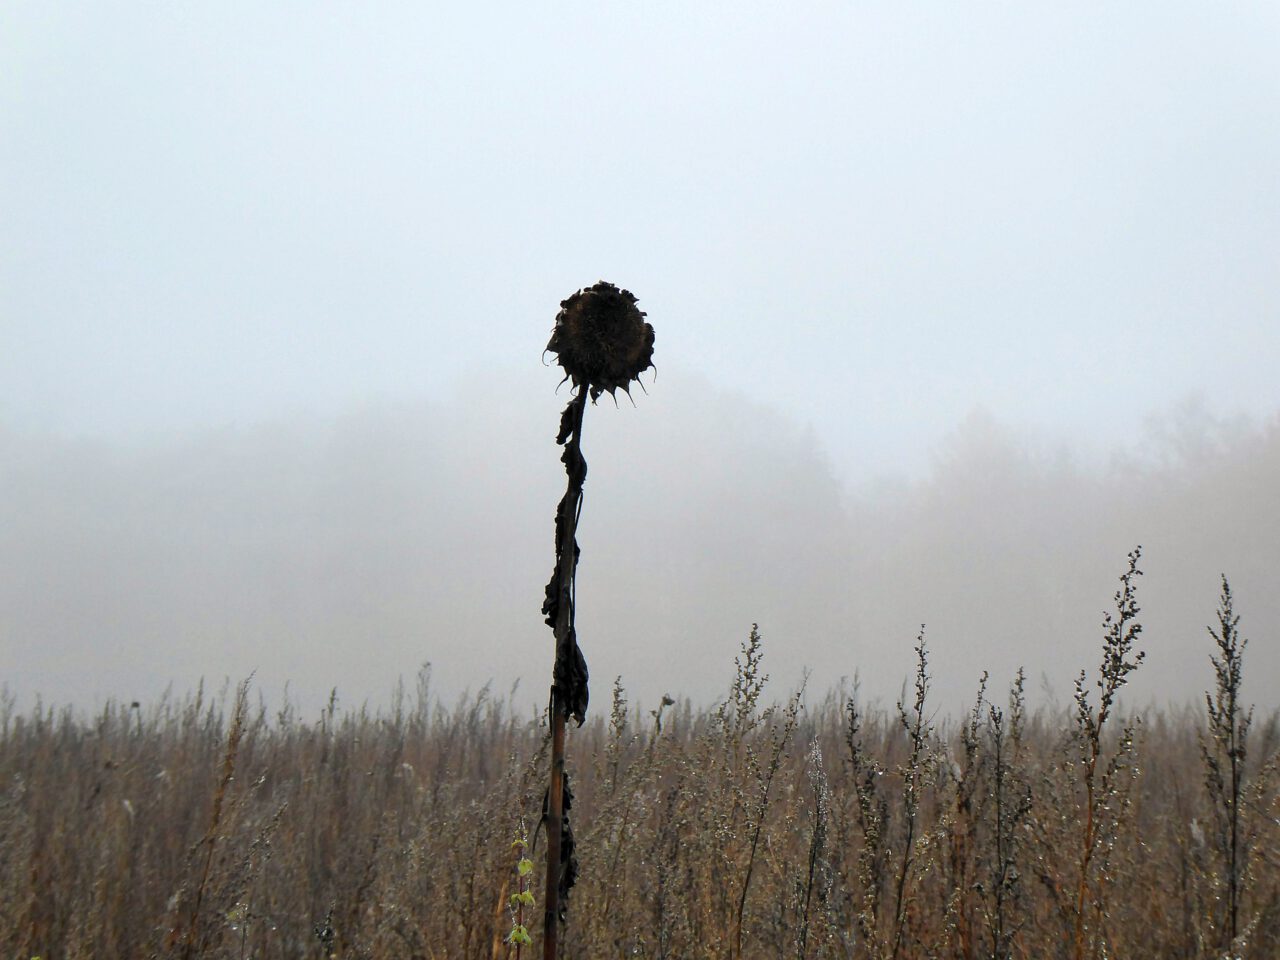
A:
[547,281,655,401]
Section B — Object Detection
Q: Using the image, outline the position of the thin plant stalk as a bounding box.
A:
[891,631,932,960]
[1201,575,1253,950]
[1070,548,1144,960]
[543,388,587,960]
[182,679,250,960]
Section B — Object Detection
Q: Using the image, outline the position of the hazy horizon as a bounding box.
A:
[4,367,1276,720]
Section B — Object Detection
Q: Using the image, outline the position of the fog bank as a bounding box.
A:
[3,371,1276,717]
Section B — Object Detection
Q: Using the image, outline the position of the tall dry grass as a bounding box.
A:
[3,581,1278,959]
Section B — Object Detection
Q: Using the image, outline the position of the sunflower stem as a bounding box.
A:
[543,387,588,960]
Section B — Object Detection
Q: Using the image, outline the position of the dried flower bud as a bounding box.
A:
[546,281,655,401]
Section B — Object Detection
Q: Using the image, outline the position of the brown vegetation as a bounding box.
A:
[2,578,1278,959]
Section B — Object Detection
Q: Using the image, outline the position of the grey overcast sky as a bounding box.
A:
[2,4,1279,715]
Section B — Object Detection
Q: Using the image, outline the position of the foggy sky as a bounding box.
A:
[3,5,1279,716]
[3,4,1279,479]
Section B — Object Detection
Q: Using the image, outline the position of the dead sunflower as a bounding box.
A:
[546,281,655,401]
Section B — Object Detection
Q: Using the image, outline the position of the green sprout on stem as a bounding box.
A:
[507,823,535,955]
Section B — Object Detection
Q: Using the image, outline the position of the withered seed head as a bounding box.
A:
[546,281,655,401]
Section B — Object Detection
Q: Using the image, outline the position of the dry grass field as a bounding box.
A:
[3,579,1277,960]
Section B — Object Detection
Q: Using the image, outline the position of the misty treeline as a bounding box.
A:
[3,375,1278,713]
[2,571,1277,959]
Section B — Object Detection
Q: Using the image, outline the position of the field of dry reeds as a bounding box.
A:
[3,574,1277,960]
